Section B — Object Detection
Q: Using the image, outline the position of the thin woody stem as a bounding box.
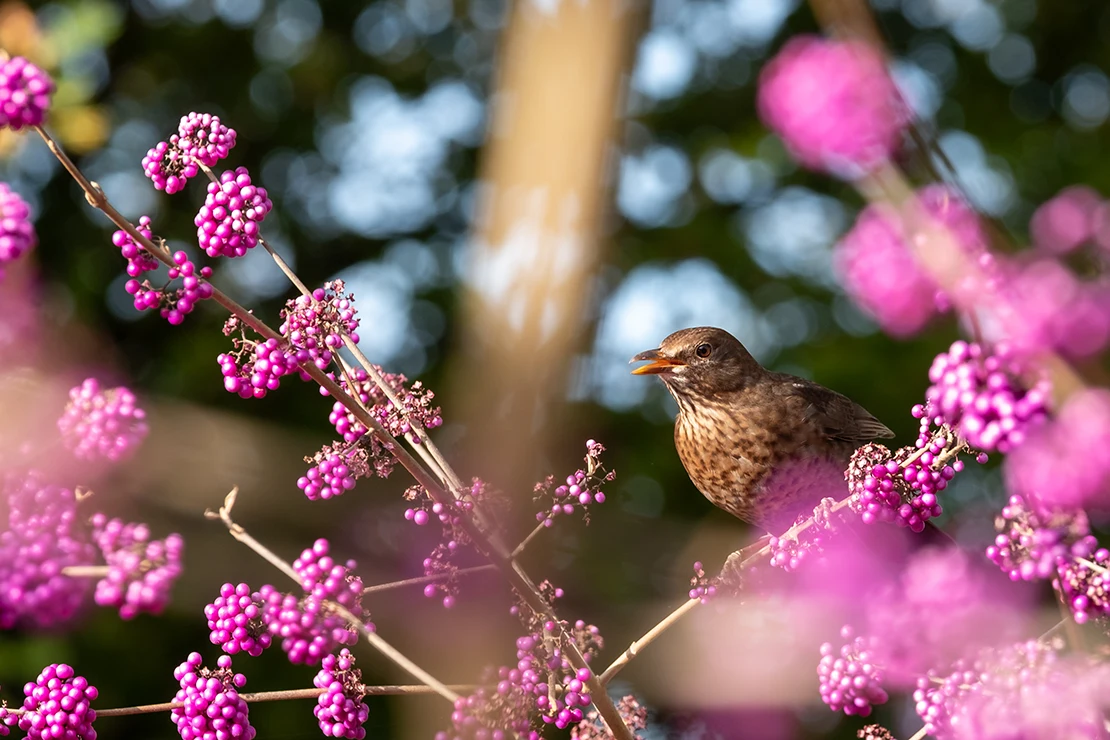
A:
[512,521,549,558]
[36,123,634,740]
[61,565,110,578]
[88,685,479,718]
[363,564,496,595]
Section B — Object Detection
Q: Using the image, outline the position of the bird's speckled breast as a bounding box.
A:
[672,391,852,532]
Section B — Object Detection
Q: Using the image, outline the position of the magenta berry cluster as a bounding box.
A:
[90,514,183,619]
[218,334,304,399]
[914,641,1109,740]
[281,280,361,365]
[205,582,273,657]
[142,112,236,194]
[299,443,370,500]
[0,56,54,131]
[847,435,963,532]
[817,625,888,717]
[507,587,603,731]
[177,113,237,167]
[308,364,443,490]
[261,539,369,665]
[1005,387,1110,512]
[835,186,989,338]
[572,695,647,740]
[0,471,96,630]
[313,649,369,740]
[533,440,612,527]
[438,670,541,740]
[112,220,214,325]
[0,183,36,276]
[195,167,272,258]
[112,216,159,277]
[171,653,254,740]
[57,378,149,463]
[757,36,905,176]
[986,494,1093,582]
[687,561,717,603]
[924,340,1048,453]
[1056,546,1110,625]
[17,664,97,740]
[326,365,443,444]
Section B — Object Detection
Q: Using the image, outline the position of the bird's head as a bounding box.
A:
[629,327,763,399]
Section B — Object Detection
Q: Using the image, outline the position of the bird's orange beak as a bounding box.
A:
[630,349,685,375]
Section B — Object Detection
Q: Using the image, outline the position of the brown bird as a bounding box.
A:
[631,326,895,534]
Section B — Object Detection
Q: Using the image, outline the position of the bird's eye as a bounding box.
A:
[695,342,712,358]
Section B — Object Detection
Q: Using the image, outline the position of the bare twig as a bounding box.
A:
[363,564,497,595]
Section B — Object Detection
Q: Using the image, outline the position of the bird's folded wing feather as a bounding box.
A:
[779,378,895,444]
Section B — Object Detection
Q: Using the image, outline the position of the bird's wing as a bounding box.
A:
[779,378,895,444]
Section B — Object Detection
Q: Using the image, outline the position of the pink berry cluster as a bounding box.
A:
[17,664,97,740]
[142,112,236,194]
[1005,387,1110,513]
[218,336,302,398]
[0,471,96,630]
[504,584,604,730]
[1029,185,1109,254]
[298,442,371,500]
[205,582,273,657]
[308,365,443,491]
[326,365,443,444]
[1056,546,1110,625]
[260,539,369,665]
[57,378,149,463]
[281,280,361,363]
[765,497,840,572]
[218,314,310,399]
[817,625,888,717]
[847,432,968,533]
[863,547,1003,688]
[404,479,494,607]
[0,56,55,131]
[924,341,1049,453]
[437,667,541,740]
[112,216,160,276]
[171,653,254,740]
[757,36,906,177]
[687,560,717,603]
[532,440,612,527]
[0,183,36,278]
[572,695,647,740]
[195,167,272,258]
[834,186,989,337]
[986,494,1109,623]
[112,221,214,325]
[914,641,1109,740]
[986,494,1093,581]
[89,514,184,619]
[313,649,369,740]
[438,584,605,738]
